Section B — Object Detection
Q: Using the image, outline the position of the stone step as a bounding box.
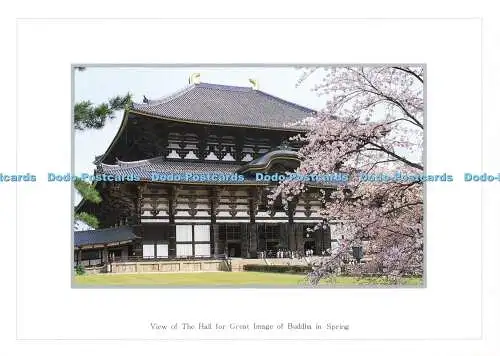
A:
[228,258,312,271]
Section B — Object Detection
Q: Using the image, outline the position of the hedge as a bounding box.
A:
[242,264,312,274]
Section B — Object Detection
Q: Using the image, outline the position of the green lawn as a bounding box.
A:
[74,272,423,287]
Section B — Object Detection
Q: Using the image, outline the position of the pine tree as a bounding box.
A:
[73,67,133,228]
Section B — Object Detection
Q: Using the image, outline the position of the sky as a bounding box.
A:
[74,66,332,177]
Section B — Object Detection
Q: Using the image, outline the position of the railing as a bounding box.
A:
[104,254,228,263]
[74,254,228,267]
[74,259,104,267]
[74,254,373,267]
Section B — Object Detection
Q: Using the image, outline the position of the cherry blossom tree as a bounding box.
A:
[273,66,424,284]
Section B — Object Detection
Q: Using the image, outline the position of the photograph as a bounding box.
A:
[72,65,424,287]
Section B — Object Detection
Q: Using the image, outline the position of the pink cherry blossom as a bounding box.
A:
[275,66,424,284]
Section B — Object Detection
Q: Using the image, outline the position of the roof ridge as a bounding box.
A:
[196,82,253,92]
[132,84,196,109]
[133,82,316,113]
[254,89,317,113]
[74,225,132,233]
[133,82,255,109]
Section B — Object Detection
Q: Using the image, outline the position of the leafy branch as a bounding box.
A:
[74,93,132,130]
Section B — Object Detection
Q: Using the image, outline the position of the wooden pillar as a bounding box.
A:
[168,224,176,258]
[213,225,220,255]
[102,247,109,263]
[168,186,176,224]
[210,187,220,256]
[296,224,304,254]
[241,224,249,258]
[249,224,257,258]
[134,184,144,225]
[249,187,258,258]
[210,225,215,256]
[286,200,296,251]
[287,223,295,251]
[191,225,196,257]
[279,224,287,249]
[314,230,322,255]
[321,226,330,254]
[77,249,82,264]
[168,186,177,257]
[210,186,225,255]
[210,187,216,256]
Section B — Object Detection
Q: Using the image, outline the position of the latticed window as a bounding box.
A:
[219,224,241,241]
[258,224,280,240]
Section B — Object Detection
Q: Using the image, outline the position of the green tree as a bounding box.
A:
[73,67,133,228]
[74,177,102,228]
[74,93,132,130]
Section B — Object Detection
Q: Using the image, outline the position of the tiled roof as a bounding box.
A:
[98,157,256,184]
[130,82,316,129]
[97,156,343,187]
[242,149,299,167]
[74,226,139,247]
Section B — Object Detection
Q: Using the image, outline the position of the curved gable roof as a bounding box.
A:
[237,150,300,174]
[130,82,316,129]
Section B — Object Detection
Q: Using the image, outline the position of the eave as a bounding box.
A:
[93,109,130,165]
[128,109,310,132]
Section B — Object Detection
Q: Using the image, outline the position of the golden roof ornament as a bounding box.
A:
[249,78,259,90]
[189,73,201,84]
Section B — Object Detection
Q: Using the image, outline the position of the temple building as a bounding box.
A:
[75,77,342,266]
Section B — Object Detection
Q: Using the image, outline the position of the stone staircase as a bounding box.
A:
[229,258,312,271]
[229,258,267,272]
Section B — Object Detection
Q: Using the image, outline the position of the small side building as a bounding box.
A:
[74,226,140,267]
